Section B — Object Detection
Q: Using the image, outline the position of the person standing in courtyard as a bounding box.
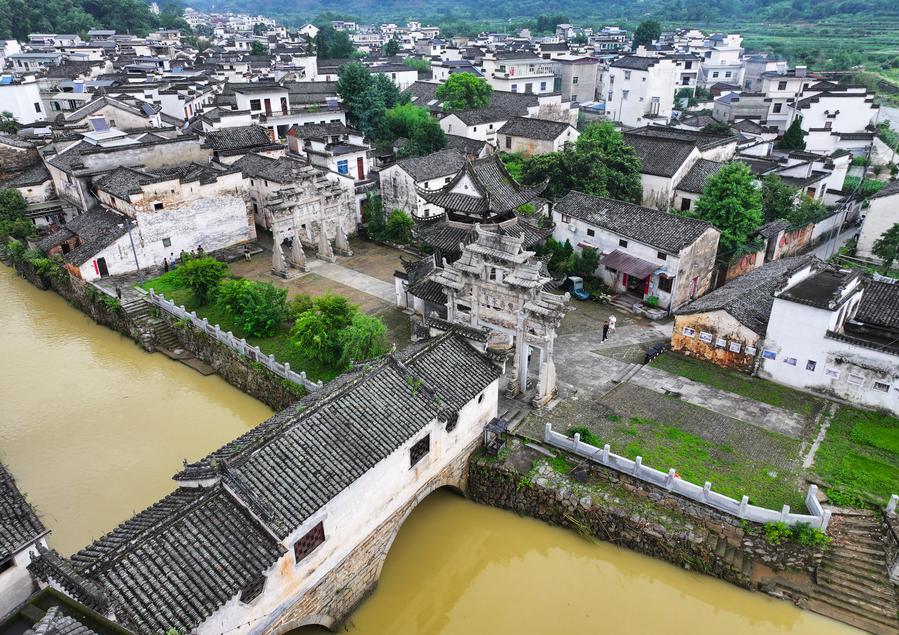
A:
[244,244,251,262]
[602,319,610,342]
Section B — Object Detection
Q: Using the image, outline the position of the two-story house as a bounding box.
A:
[480,50,555,95]
[603,56,677,127]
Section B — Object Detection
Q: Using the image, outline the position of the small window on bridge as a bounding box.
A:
[239,574,266,604]
[410,434,430,467]
[294,522,325,563]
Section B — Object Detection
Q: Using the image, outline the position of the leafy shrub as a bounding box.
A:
[762,521,793,545]
[568,426,602,446]
[175,256,227,303]
[826,487,869,509]
[646,295,660,308]
[384,209,414,244]
[287,293,314,319]
[6,238,26,262]
[290,293,356,364]
[337,311,388,368]
[216,278,288,338]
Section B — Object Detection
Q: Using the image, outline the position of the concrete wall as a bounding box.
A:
[194,378,499,635]
[760,293,899,413]
[857,192,898,261]
[0,540,46,618]
[498,127,578,157]
[0,79,45,123]
[672,310,761,370]
[671,226,720,309]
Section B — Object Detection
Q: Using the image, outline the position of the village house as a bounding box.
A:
[62,95,164,130]
[29,334,500,635]
[480,50,555,95]
[856,181,899,264]
[758,66,815,132]
[760,262,899,414]
[602,56,677,128]
[379,147,468,217]
[38,160,254,280]
[496,116,579,156]
[0,462,49,617]
[201,124,284,164]
[554,54,600,103]
[791,82,878,155]
[672,255,815,370]
[0,74,45,124]
[552,190,720,312]
[622,126,738,210]
[698,33,745,87]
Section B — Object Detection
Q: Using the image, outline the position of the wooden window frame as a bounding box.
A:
[293,521,325,563]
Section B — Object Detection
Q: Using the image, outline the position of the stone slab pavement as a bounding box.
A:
[305,259,396,304]
[630,364,807,439]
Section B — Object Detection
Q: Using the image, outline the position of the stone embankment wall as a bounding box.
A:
[13,260,143,341]
[162,314,300,411]
[468,444,822,589]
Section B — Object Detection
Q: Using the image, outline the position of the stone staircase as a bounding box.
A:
[807,511,899,634]
[120,296,179,351]
[703,533,753,582]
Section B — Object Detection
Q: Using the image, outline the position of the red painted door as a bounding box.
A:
[643,277,650,297]
[356,157,365,180]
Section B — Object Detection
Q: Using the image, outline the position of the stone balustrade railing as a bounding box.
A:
[544,423,831,530]
[146,288,323,393]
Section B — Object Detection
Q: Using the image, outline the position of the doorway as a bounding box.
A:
[96,257,109,278]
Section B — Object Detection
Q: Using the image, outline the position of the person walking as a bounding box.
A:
[244,244,251,262]
[163,257,169,273]
[115,286,122,301]
[602,319,609,342]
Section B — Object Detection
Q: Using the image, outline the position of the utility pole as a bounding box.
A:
[123,219,144,283]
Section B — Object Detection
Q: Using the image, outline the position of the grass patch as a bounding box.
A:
[607,415,804,510]
[652,352,823,418]
[139,270,341,383]
[814,405,899,507]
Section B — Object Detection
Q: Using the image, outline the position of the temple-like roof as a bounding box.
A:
[1,462,47,563]
[416,154,545,222]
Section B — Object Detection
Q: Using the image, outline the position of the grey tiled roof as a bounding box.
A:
[202,124,274,151]
[1,462,47,562]
[69,486,285,635]
[395,147,467,181]
[417,215,551,258]
[623,134,697,177]
[855,280,899,330]
[232,153,317,184]
[497,116,573,141]
[226,334,499,537]
[870,180,899,200]
[58,208,128,266]
[417,154,545,217]
[676,255,816,333]
[610,56,662,70]
[0,162,51,188]
[444,134,488,158]
[555,190,716,253]
[22,606,99,635]
[676,159,724,194]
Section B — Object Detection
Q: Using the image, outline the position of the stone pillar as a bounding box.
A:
[271,233,288,278]
[317,226,336,263]
[517,336,529,396]
[334,224,353,257]
[290,230,308,272]
[533,331,558,408]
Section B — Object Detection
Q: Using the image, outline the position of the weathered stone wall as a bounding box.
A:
[162,314,300,411]
[260,438,480,635]
[467,448,822,588]
[12,260,143,342]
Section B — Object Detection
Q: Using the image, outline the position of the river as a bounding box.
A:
[0,265,857,634]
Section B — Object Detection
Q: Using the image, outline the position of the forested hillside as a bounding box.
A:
[0,0,188,40]
[184,0,898,26]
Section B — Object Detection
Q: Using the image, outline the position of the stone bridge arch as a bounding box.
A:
[262,442,476,635]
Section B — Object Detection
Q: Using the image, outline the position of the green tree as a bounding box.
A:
[364,193,386,239]
[632,20,662,49]
[175,256,227,303]
[760,174,798,223]
[872,223,899,270]
[500,152,525,181]
[384,210,414,244]
[250,40,267,55]
[216,278,288,338]
[689,162,763,252]
[0,189,33,239]
[521,122,641,202]
[403,117,446,157]
[384,38,399,56]
[778,118,807,151]
[337,64,402,139]
[787,197,827,227]
[436,73,492,112]
[574,246,599,278]
[290,293,356,364]
[0,111,18,132]
[403,56,431,72]
[315,26,355,59]
[384,103,430,141]
[252,22,267,35]
[337,312,387,368]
